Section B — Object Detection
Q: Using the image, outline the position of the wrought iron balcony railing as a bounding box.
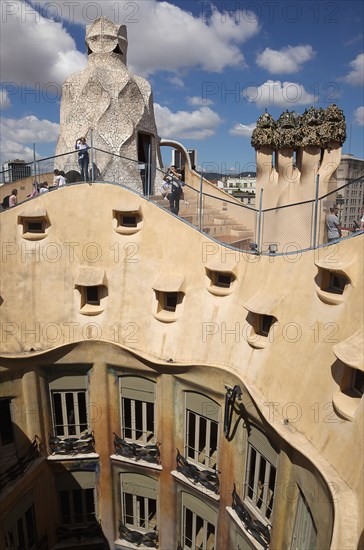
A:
[49,432,95,455]
[232,484,271,549]
[0,437,40,492]
[113,433,161,464]
[176,449,220,494]
[119,522,158,548]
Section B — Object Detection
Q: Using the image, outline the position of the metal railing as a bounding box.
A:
[113,433,161,464]
[0,436,41,492]
[1,147,363,255]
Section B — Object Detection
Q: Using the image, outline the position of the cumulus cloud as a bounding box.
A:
[229,123,256,137]
[1,115,59,143]
[244,80,316,108]
[1,0,86,87]
[0,115,59,163]
[27,0,260,76]
[154,104,223,139]
[342,53,364,86]
[0,89,11,109]
[256,45,315,74]
[187,96,214,106]
[167,76,185,88]
[353,106,364,125]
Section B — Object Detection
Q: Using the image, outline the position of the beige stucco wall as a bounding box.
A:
[0,183,363,548]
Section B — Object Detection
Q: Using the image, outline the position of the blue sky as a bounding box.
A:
[0,0,363,174]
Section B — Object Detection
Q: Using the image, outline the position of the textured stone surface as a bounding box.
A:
[251,104,346,150]
[55,17,159,191]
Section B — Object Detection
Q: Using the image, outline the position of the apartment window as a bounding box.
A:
[156,290,183,313]
[185,392,220,470]
[120,473,157,533]
[258,315,275,337]
[120,376,156,445]
[5,505,37,550]
[20,214,49,240]
[291,489,317,550]
[181,492,216,550]
[208,270,235,289]
[49,374,88,437]
[321,271,349,295]
[4,494,37,550]
[57,471,95,526]
[113,210,142,229]
[352,369,364,397]
[0,399,14,446]
[244,426,278,523]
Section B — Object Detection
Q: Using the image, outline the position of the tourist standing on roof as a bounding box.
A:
[75,137,90,181]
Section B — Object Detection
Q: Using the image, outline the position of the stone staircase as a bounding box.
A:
[150,194,254,249]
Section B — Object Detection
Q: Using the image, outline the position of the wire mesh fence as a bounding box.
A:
[1,147,363,255]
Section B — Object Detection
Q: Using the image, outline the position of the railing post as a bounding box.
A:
[312,174,320,249]
[256,188,263,252]
[147,143,151,197]
[90,129,95,181]
[199,170,203,231]
[33,143,38,184]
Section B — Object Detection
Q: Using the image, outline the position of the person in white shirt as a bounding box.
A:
[53,169,67,186]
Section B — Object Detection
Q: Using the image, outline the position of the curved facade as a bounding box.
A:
[0,183,363,549]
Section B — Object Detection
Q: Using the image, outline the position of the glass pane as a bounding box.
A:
[17,518,25,550]
[184,508,193,548]
[134,400,143,441]
[0,400,14,445]
[123,398,132,439]
[257,456,267,509]
[85,488,95,522]
[209,421,218,469]
[53,393,64,436]
[146,402,155,442]
[124,493,134,526]
[195,515,204,549]
[73,489,83,523]
[198,416,207,463]
[66,393,76,435]
[148,498,157,530]
[60,491,71,524]
[137,495,146,528]
[187,411,196,460]
[25,506,37,546]
[266,466,276,520]
[247,447,256,499]
[206,521,215,550]
[78,392,87,431]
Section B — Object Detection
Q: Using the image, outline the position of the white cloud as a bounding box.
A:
[1,0,86,88]
[244,80,316,108]
[342,53,364,86]
[27,1,260,76]
[256,45,315,74]
[0,140,35,164]
[187,96,214,107]
[0,89,11,109]
[0,115,59,163]
[229,123,256,137]
[154,104,223,140]
[1,115,59,143]
[167,76,185,88]
[353,106,364,125]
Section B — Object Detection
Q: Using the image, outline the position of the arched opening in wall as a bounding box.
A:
[138,133,153,195]
[272,151,277,169]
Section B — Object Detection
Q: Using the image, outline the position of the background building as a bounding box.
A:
[331,154,364,228]
[2,159,31,184]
